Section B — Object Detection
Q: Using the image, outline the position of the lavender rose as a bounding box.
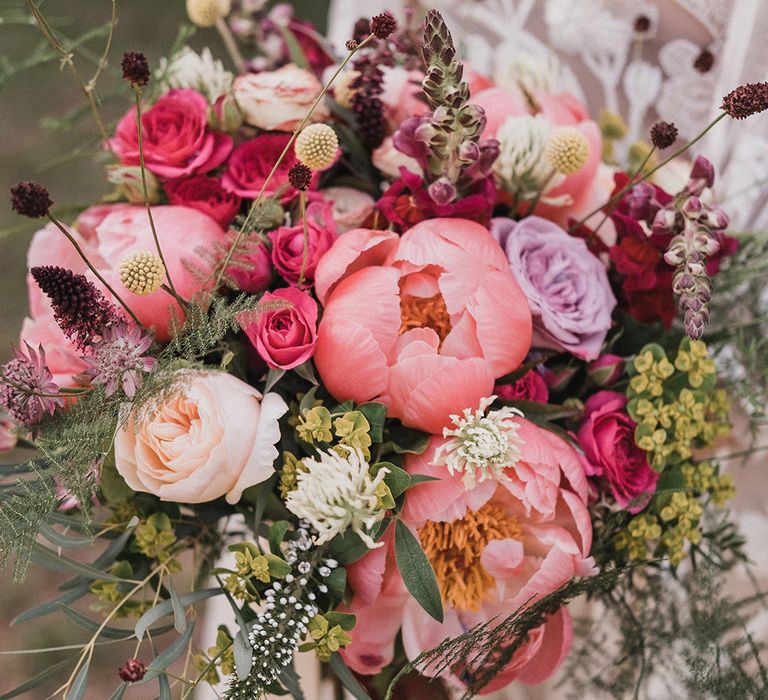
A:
[492,216,616,360]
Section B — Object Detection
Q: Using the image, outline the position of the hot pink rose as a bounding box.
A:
[314,218,532,434]
[233,64,329,132]
[222,133,303,201]
[115,370,288,504]
[164,175,242,227]
[578,391,659,512]
[269,201,336,286]
[240,287,318,370]
[110,89,233,179]
[227,237,273,293]
[89,205,228,341]
[341,420,595,691]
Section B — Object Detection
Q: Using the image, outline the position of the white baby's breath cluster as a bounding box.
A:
[434,396,525,488]
[158,47,234,102]
[284,446,389,548]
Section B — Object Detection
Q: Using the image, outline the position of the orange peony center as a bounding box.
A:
[418,503,522,612]
[399,293,452,344]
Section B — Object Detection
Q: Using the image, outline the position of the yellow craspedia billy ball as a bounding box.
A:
[120,250,166,295]
[545,127,590,174]
[294,124,339,170]
[186,0,232,28]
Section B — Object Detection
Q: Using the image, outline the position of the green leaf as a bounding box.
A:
[12,584,90,626]
[39,522,93,548]
[330,519,391,564]
[233,628,253,680]
[108,683,127,700]
[278,660,305,699]
[275,25,309,70]
[30,542,134,583]
[358,402,388,442]
[408,474,440,486]
[265,368,286,392]
[265,552,292,578]
[384,425,431,455]
[381,464,410,498]
[329,653,372,700]
[299,386,320,414]
[158,674,172,700]
[394,520,443,623]
[168,579,187,634]
[57,604,137,640]
[99,457,133,504]
[326,611,356,631]
[293,360,319,385]
[135,588,222,640]
[140,620,196,682]
[68,658,90,700]
[0,659,69,699]
[325,566,347,601]
[268,520,291,555]
[499,400,581,420]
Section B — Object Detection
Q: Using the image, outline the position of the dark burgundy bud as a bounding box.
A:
[650,121,678,150]
[693,49,715,73]
[118,659,146,682]
[121,51,150,87]
[634,15,651,32]
[370,12,397,40]
[288,163,312,191]
[10,182,52,218]
[721,82,768,119]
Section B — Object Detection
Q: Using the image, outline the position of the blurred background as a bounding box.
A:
[0,1,327,696]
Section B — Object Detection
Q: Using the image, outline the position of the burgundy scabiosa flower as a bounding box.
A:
[650,121,678,150]
[721,82,768,119]
[118,658,146,682]
[0,344,63,426]
[10,181,52,218]
[83,323,156,397]
[370,12,397,40]
[121,51,150,87]
[288,162,312,191]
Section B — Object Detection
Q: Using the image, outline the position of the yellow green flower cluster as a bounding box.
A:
[134,512,181,571]
[627,339,729,471]
[90,561,152,617]
[682,461,736,507]
[194,626,235,685]
[220,542,292,601]
[299,612,354,662]
[296,404,373,458]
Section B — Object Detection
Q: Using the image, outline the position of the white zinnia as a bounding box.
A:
[157,47,233,102]
[285,446,389,549]
[434,396,524,489]
[494,114,567,204]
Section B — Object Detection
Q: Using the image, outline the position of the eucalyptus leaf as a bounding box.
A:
[381,464,410,498]
[68,658,90,700]
[140,620,195,682]
[108,683,127,700]
[329,653,372,700]
[168,579,187,634]
[0,659,69,699]
[40,522,93,549]
[278,660,305,699]
[31,542,134,583]
[135,588,222,640]
[265,368,286,392]
[299,385,320,413]
[12,584,90,626]
[293,360,319,385]
[57,604,137,640]
[233,628,253,680]
[394,520,443,623]
[267,520,291,555]
[158,673,172,700]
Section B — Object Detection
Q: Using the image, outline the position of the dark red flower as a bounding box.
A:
[495,370,549,403]
[118,659,146,682]
[164,175,241,228]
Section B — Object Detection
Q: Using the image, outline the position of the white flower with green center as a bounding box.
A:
[284,446,389,549]
[158,47,233,102]
[434,396,525,488]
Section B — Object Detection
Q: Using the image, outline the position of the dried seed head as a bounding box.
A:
[121,51,150,87]
[294,124,339,170]
[288,163,312,191]
[650,121,678,150]
[545,127,590,174]
[10,181,52,218]
[119,250,165,295]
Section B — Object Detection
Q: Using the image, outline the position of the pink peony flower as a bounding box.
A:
[314,218,532,434]
[89,205,228,342]
[239,287,318,370]
[115,370,288,504]
[222,133,305,201]
[269,201,336,286]
[227,237,273,293]
[372,137,424,180]
[110,89,233,179]
[341,420,595,691]
[321,187,375,232]
[164,175,242,227]
[492,216,616,361]
[577,391,659,512]
[233,64,329,132]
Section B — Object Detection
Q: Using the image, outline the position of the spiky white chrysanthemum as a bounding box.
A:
[157,47,233,101]
[284,446,389,548]
[434,397,524,488]
[494,115,567,203]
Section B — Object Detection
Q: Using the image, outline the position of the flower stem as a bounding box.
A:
[297,191,309,288]
[215,16,245,72]
[47,215,144,328]
[212,33,374,291]
[133,86,187,311]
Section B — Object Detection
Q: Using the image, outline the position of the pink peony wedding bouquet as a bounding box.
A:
[2,2,767,698]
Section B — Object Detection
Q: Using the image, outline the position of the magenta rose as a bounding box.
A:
[165,176,242,227]
[110,89,233,179]
[492,216,616,361]
[240,287,318,370]
[269,202,336,287]
[495,369,549,402]
[578,391,659,512]
[228,238,273,293]
[222,133,302,201]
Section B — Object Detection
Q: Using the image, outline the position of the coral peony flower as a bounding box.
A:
[578,391,659,511]
[164,175,241,227]
[233,63,329,132]
[110,89,233,179]
[269,201,336,286]
[222,133,307,201]
[492,216,616,361]
[115,370,287,504]
[314,218,532,434]
[341,418,595,691]
[239,287,318,370]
